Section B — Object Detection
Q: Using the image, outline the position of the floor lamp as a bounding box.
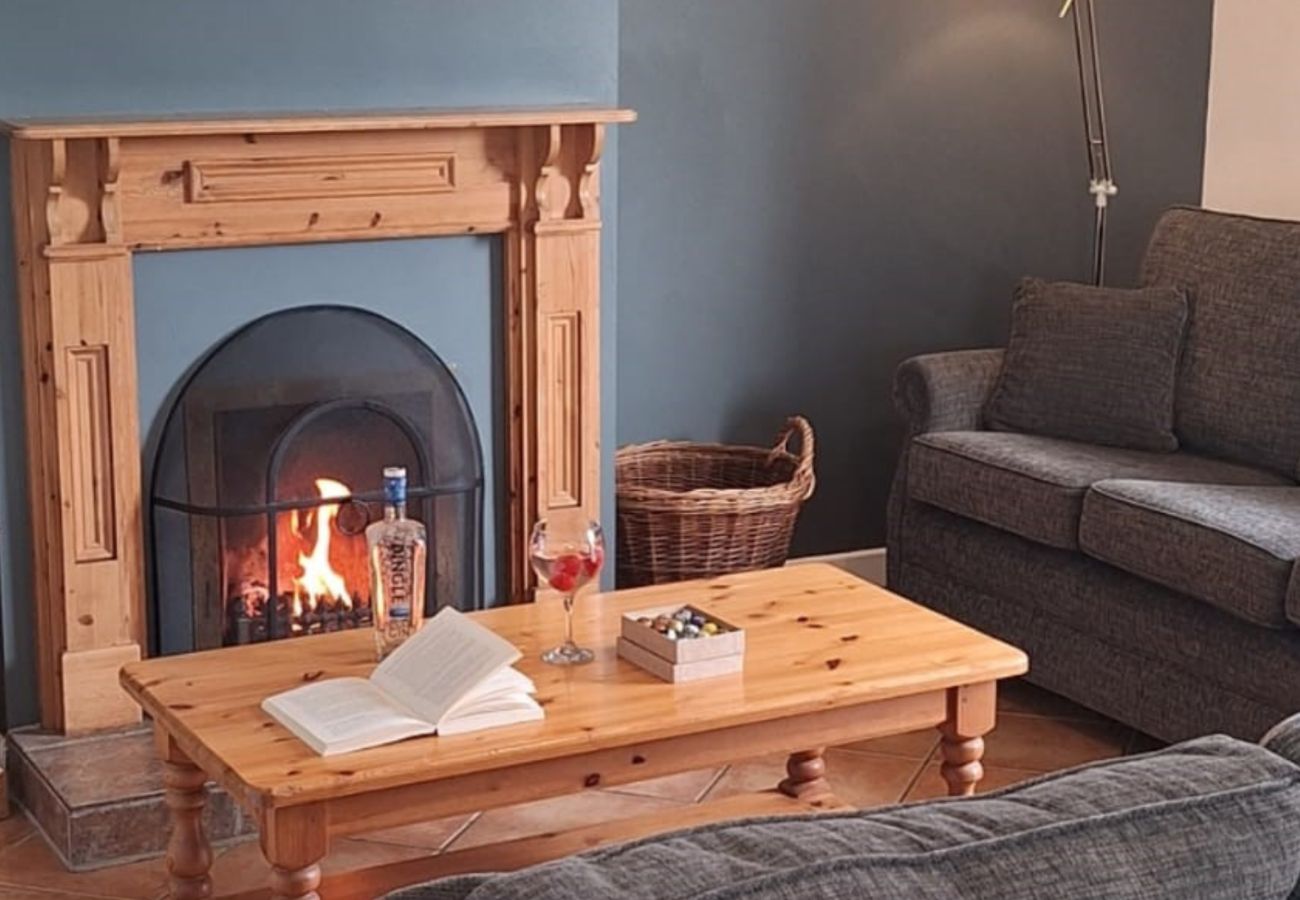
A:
[1061,0,1116,286]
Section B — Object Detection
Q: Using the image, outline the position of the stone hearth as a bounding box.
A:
[6,727,256,870]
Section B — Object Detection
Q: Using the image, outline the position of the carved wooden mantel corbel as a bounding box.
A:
[3,106,634,733]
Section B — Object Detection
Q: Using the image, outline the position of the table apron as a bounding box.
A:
[321,687,954,838]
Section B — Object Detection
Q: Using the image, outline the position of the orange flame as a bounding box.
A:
[292,478,354,618]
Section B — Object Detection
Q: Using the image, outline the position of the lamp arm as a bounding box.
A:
[1069,0,1116,285]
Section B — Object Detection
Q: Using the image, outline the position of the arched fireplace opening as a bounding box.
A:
[148,305,484,655]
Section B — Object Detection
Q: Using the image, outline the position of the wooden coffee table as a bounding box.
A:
[121,563,1027,899]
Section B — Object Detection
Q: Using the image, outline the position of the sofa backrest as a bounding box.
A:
[1140,207,1300,479]
[394,726,1300,900]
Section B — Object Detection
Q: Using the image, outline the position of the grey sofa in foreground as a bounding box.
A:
[392,713,1300,899]
[889,206,1300,743]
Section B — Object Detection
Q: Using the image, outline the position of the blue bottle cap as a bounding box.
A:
[382,466,407,504]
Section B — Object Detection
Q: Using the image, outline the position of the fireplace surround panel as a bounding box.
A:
[3,106,634,732]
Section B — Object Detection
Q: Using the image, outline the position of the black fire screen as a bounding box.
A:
[149,305,484,655]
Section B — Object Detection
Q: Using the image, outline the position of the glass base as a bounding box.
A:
[542,642,595,666]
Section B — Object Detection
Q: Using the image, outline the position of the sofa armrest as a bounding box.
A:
[1262,713,1300,766]
[892,348,1004,435]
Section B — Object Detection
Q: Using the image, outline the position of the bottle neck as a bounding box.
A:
[385,501,406,521]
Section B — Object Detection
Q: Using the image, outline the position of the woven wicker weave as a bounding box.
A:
[615,417,815,587]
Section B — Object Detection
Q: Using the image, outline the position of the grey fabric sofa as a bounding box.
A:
[889,206,1300,743]
[393,713,1300,899]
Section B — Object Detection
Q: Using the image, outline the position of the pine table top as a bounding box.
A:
[121,563,1027,810]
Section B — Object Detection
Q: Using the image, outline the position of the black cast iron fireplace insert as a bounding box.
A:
[149,305,484,655]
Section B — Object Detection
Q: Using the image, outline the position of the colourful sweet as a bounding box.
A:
[668,619,685,634]
[684,623,701,638]
[663,629,679,641]
[702,621,719,635]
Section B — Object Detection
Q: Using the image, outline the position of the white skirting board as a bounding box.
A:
[789,547,886,586]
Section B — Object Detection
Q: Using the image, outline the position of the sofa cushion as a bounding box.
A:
[1080,481,1300,630]
[907,431,1288,550]
[1140,207,1300,478]
[391,734,1300,900]
[985,277,1187,452]
[894,505,1297,740]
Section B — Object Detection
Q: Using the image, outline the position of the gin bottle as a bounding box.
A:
[367,466,427,659]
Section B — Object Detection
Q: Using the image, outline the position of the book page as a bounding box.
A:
[370,607,522,727]
[261,677,434,756]
[438,694,544,736]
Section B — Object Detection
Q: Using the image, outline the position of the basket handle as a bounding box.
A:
[769,416,815,500]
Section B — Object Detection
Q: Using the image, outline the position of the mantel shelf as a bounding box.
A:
[1,105,636,139]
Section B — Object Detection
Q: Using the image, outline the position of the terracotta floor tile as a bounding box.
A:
[355,812,478,851]
[836,729,939,760]
[449,791,683,851]
[997,679,1105,722]
[904,763,1043,803]
[705,749,923,810]
[0,814,35,850]
[0,831,166,900]
[602,767,724,803]
[0,886,129,900]
[981,713,1130,771]
[206,835,434,896]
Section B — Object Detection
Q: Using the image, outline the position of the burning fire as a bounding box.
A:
[292,478,355,620]
[223,473,374,644]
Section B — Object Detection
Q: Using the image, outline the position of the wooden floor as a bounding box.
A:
[0,679,1163,900]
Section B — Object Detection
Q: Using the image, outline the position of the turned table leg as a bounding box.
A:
[778,748,830,800]
[162,758,213,900]
[938,682,997,797]
[270,864,322,900]
[938,726,985,797]
[263,804,328,900]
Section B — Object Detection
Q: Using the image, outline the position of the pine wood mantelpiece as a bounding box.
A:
[3,106,635,733]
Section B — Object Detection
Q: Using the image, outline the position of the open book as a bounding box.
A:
[262,608,543,756]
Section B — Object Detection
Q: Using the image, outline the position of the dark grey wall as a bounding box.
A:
[618,0,1214,555]
[0,0,619,726]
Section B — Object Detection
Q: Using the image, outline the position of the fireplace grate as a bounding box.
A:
[147,305,485,655]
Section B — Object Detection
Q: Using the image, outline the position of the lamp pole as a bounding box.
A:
[1061,0,1116,286]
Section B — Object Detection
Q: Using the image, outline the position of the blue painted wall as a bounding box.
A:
[0,0,619,725]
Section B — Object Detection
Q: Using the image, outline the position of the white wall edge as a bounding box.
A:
[789,547,886,586]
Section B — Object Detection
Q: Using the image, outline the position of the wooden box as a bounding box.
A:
[616,637,743,683]
[617,605,745,682]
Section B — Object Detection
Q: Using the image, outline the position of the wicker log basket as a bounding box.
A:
[615,416,815,587]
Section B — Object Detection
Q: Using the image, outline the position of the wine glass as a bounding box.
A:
[530,518,605,665]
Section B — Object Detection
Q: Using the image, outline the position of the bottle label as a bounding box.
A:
[381,543,415,617]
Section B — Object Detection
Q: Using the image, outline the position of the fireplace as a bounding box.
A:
[4,105,631,732]
[148,305,484,654]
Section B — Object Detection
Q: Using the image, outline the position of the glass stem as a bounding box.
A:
[563,593,576,648]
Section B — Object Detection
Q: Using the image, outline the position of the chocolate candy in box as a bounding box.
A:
[617,604,744,682]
